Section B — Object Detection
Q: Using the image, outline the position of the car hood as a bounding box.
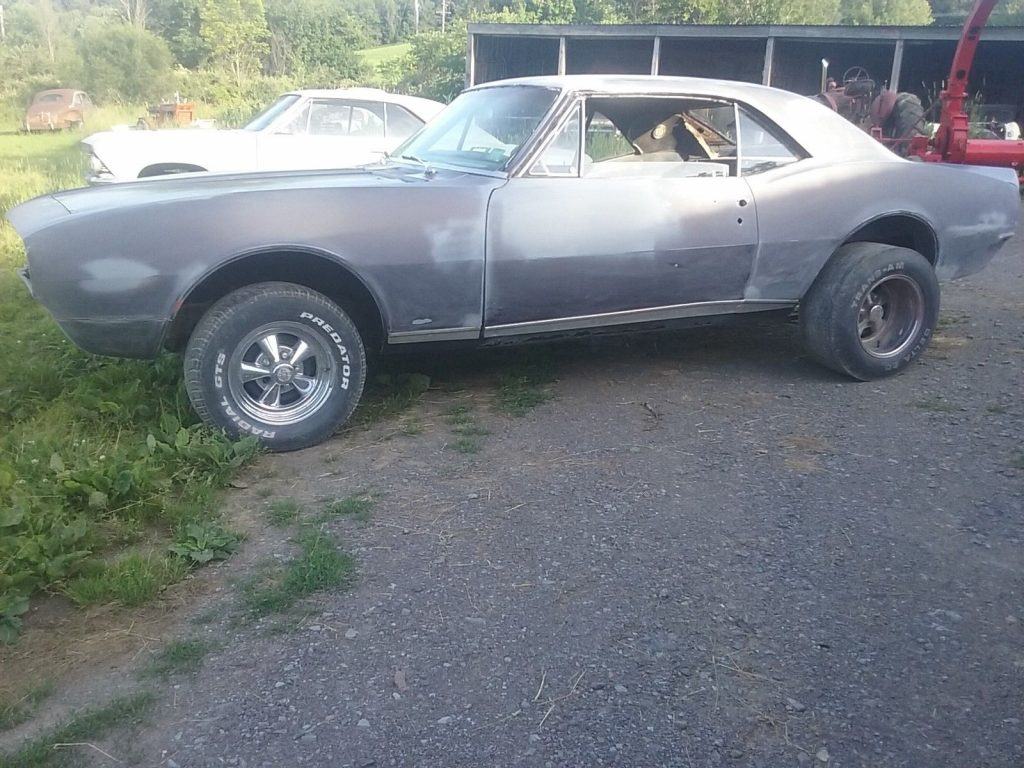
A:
[43,163,481,216]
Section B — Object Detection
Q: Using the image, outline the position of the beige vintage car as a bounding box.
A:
[23,89,93,131]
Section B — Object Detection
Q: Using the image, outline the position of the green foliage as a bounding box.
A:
[142,638,214,678]
[199,0,271,86]
[266,0,370,82]
[839,0,933,24]
[242,529,355,617]
[267,498,302,527]
[63,553,189,607]
[0,132,260,641]
[0,681,55,732]
[352,372,431,425]
[150,0,209,68]
[495,354,556,416]
[79,22,175,103]
[169,521,239,564]
[1,691,155,768]
[324,494,374,520]
[386,26,467,102]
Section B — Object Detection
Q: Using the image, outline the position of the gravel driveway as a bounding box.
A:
[138,218,1022,768]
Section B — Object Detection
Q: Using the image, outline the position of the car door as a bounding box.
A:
[483,95,758,332]
[256,98,389,171]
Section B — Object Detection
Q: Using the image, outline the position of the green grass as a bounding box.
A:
[324,494,374,521]
[450,437,481,454]
[242,530,355,618]
[142,639,214,679]
[352,372,431,426]
[267,498,301,527]
[1011,451,1024,470]
[63,554,189,608]
[0,691,155,768]
[357,42,412,69]
[0,118,259,642]
[0,682,55,733]
[912,397,959,413]
[494,355,555,417]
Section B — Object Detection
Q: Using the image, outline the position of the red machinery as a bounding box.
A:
[909,0,1024,178]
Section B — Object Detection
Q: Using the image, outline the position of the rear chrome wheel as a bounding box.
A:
[856,274,925,359]
[800,242,939,380]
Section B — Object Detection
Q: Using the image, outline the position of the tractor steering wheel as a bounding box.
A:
[843,66,871,85]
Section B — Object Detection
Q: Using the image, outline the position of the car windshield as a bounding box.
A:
[35,93,66,104]
[244,94,301,131]
[392,85,558,172]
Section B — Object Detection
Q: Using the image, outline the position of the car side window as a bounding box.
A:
[277,102,311,134]
[579,97,737,179]
[737,107,801,175]
[386,104,424,142]
[529,104,581,177]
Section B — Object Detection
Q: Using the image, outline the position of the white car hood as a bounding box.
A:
[83,128,258,179]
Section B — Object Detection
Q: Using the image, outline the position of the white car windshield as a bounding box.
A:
[392,85,558,172]
[245,95,301,132]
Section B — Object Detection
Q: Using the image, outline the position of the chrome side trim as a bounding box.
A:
[388,326,480,344]
[483,299,795,338]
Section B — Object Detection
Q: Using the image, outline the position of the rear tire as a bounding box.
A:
[800,243,939,380]
[184,282,366,451]
[884,93,926,156]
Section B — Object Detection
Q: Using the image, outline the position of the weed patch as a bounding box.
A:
[495,356,555,416]
[266,499,301,527]
[0,132,259,642]
[352,372,431,426]
[324,494,374,521]
[142,639,214,679]
[912,397,959,413]
[0,691,155,768]
[0,681,55,733]
[63,553,188,608]
[242,530,354,618]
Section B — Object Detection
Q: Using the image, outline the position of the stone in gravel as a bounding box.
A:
[468,493,479,499]
[614,684,627,693]
[816,747,830,763]
[465,617,486,625]
[786,697,807,712]
[437,716,454,725]
[357,718,370,728]
[345,628,358,639]
[528,734,541,743]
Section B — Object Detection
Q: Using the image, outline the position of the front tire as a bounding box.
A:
[800,243,939,380]
[184,282,366,451]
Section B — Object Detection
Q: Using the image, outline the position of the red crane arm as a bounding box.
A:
[924,0,1024,172]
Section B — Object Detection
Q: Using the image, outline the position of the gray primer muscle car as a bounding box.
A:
[7,75,1020,450]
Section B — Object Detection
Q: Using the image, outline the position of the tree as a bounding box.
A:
[79,21,174,101]
[838,0,932,24]
[199,0,270,87]
[149,0,207,67]
[265,0,369,81]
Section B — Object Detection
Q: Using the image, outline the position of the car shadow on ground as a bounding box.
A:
[370,314,844,395]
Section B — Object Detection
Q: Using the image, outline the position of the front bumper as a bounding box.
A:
[18,267,33,297]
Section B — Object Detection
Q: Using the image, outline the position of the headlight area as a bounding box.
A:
[83,144,114,184]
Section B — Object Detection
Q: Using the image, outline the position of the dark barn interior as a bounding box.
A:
[467,24,1024,121]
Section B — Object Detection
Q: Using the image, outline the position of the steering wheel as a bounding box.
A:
[843,66,871,84]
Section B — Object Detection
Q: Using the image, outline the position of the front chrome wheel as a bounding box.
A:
[227,321,336,426]
[856,274,925,359]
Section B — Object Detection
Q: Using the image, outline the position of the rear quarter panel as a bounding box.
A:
[743,158,1020,300]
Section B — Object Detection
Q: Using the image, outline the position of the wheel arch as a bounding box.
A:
[138,162,208,178]
[164,247,388,353]
[840,212,938,266]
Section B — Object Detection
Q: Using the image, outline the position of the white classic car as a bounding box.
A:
[82,88,445,183]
